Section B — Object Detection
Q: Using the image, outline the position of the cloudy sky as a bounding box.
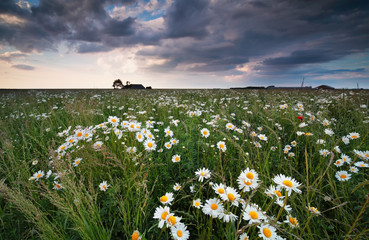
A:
[0,0,368,89]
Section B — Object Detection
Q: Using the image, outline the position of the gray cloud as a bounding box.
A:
[11,64,35,70]
[0,0,368,79]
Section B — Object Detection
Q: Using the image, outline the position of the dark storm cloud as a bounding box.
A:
[164,0,210,39]
[11,64,35,70]
[0,0,368,76]
[0,0,138,52]
[146,0,369,73]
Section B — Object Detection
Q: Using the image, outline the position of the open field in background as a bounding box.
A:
[0,89,368,240]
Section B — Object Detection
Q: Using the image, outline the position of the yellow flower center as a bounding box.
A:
[263,228,272,238]
[283,180,293,188]
[177,230,183,237]
[69,139,74,143]
[168,215,176,225]
[195,202,200,207]
[244,180,252,186]
[246,172,254,179]
[249,211,258,219]
[160,196,168,202]
[218,188,225,194]
[210,203,218,210]
[84,133,89,137]
[336,160,340,164]
[148,142,153,148]
[36,174,42,178]
[219,144,224,149]
[201,172,206,176]
[131,232,139,240]
[102,185,106,189]
[61,146,66,150]
[75,160,80,165]
[340,174,347,179]
[274,190,282,197]
[77,132,82,137]
[352,135,357,139]
[130,124,134,128]
[361,164,365,167]
[203,131,208,135]
[161,211,168,220]
[112,119,116,123]
[166,144,170,147]
[55,184,61,189]
[175,157,179,161]
[289,217,297,225]
[228,193,235,201]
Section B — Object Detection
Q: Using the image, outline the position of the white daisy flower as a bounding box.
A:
[172,154,181,163]
[217,141,227,152]
[202,198,224,218]
[99,181,109,191]
[201,128,210,138]
[153,206,170,229]
[160,192,174,205]
[195,168,211,182]
[192,199,202,209]
[258,224,277,240]
[143,139,156,151]
[273,174,301,196]
[335,170,351,181]
[171,223,190,240]
[243,203,266,224]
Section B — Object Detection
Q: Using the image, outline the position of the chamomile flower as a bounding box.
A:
[212,183,226,196]
[265,185,284,199]
[335,170,351,181]
[195,168,211,182]
[239,233,249,240]
[273,174,301,196]
[131,230,142,240]
[173,183,181,191]
[93,141,103,149]
[275,198,292,212]
[29,170,44,181]
[201,128,210,138]
[319,149,330,157]
[143,139,156,151]
[258,134,268,141]
[202,198,224,218]
[221,187,241,206]
[192,199,202,209]
[73,158,82,167]
[108,116,119,126]
[172,154,181,163]
[341,154,351,164]
[53,181,64,190]
[99,181,109,191]
[348,132,360,139]
[308,205,320,215]
[219,211,238,222]
[237,168,259,192]
[354,161,369,168]
[243,204,266,223]
[136,132,145,142]
[164,142,172,149]
[334,159,344,167]
[349,166,359,173]
[165,127,173,137]
[284,215,299,228]
[160,192,174,205]
[32,160,38,165]
[171,223,190,240]
[166,214,182,227]
[217,141,227,152]
[126,146,137,153]
[342,136,350,145]
[171,138,179,145]
[258,224,277,240]
[153,206,170,228]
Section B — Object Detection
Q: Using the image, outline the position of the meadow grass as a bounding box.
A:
[0,89,368,240]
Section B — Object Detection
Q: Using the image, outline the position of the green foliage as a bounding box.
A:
[0,89,368,240]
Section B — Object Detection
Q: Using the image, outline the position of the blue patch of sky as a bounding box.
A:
[23,0,39,6]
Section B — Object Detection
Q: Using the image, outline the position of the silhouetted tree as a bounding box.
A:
[113,79,124,89]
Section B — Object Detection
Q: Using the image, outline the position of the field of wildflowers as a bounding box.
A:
[0,89,368,240]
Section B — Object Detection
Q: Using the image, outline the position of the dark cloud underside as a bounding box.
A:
[0,0,368,76]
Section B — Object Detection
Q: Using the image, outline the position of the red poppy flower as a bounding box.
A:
[297,116,303,122]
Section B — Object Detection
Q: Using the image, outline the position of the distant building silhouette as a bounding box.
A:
[113,79,147,89]
[315,85,334,90]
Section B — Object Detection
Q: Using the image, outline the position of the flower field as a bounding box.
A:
[0,89,368,240]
